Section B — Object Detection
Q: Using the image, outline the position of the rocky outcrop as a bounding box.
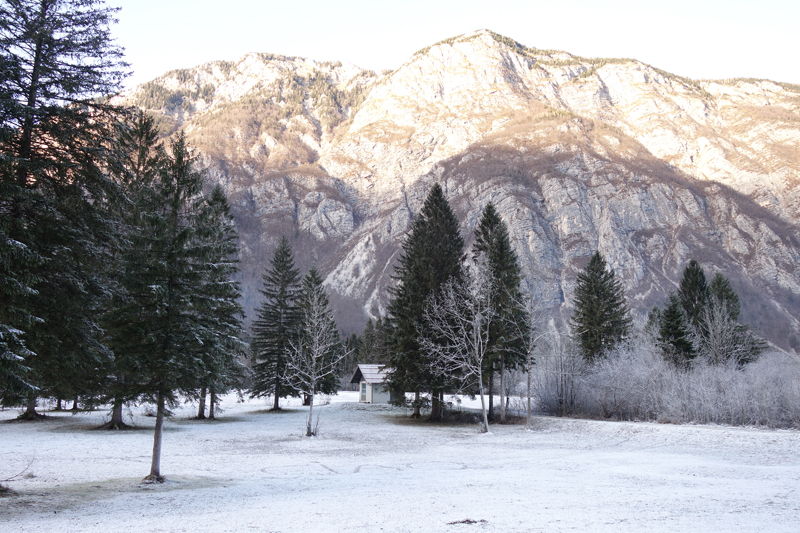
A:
[116,30,800,350]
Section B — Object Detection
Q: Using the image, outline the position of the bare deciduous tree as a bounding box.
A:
[284,272,348,437]
[420,256,498,433]
[693,296,765,366]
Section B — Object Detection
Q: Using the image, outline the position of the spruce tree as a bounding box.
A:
[678,259,708,329]
[658,292,695,367]
[191,185,246,418]
[101,111,166,429]
[709,272,741,321]
[0,0,127,415]
[250,235,302,410]
[472,201,527,422]
[386,183,464,419]
[570,251,631,361]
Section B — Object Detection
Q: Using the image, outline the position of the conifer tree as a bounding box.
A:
[0,0,127,414]
[472,201,527,422]
[192,185,246,419]
[709,272,740,321]
[250,236,302,410]
[658,292,695,367]
[101,111,165,429]
[386,183,464,419]
[570,251,631,361]
[678,259,708,329]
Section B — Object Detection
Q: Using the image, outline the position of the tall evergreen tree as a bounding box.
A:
[709,272,741,321]
[250,235,302,410]
[569,251,631,361]
[0,0,127,416]
[386,183,464,419]
[472,201,527,422]
[658,292,695,367]
[192,185,246,419]
[101,111,165,429]
[678,259,708,329]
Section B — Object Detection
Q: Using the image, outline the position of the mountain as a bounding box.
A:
[115,30,800,350]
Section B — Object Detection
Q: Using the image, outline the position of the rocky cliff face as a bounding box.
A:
[116,30,800,350]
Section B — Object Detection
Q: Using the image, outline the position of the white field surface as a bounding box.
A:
[1,393,799,532]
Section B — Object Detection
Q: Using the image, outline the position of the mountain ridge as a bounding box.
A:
[114,29,800,351]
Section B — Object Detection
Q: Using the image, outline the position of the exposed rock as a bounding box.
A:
[115,30,800,350]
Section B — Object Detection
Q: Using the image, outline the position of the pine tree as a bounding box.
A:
[191,185,246,419]
[250,235,302,410]
[570,251,631,361]
[386,183,464,419]
[678,259,708,329]
[472,201,527,422]
[658,292,695,367]
[101,111,166,429]
[0,0,127,417]
[709,272,741,321]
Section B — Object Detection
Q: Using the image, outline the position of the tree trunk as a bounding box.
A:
[71,395,79,412]
[478,379,489,433]
[430,389,441,421]
[54,398,63,411]
[526,361,532,431]
[197,387,207,419]
[209,388,216,420]
[100,395,129,430]
[412,391,421,418]
[17,395,44,420]
[144,391,166,483]
[488,368,495,421]
[271,380,281,411]
[305,387,315,437]
[500,355,506,423]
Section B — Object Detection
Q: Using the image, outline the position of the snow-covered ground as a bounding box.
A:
[1,393,799,532]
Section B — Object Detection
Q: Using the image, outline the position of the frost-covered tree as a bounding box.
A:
[421,256,498,433]
[284,267,346,436]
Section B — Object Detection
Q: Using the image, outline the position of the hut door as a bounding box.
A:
[361,382,367,402]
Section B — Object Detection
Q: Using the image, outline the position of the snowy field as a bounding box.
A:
[1,393,799,532]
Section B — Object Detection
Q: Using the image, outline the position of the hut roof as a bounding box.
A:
[349,364,392,384]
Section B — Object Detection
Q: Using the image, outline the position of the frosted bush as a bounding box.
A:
[531,336,800,428]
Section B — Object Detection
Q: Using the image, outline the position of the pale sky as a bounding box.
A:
[111,0,799,89]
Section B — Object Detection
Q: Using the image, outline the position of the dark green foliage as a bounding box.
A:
[386,183,465,413]
[709,272,740,321]
[108,132,219,401]
[358,317,388,364]
[678,259,708,329]
[250,236,302,408]
[658,293,695,367]
[191,185,246,403]
[0,225,38,403]
[0,0,127,412]
[570,251,632,362]
[657,262,765,367]
[472,202,527,360]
